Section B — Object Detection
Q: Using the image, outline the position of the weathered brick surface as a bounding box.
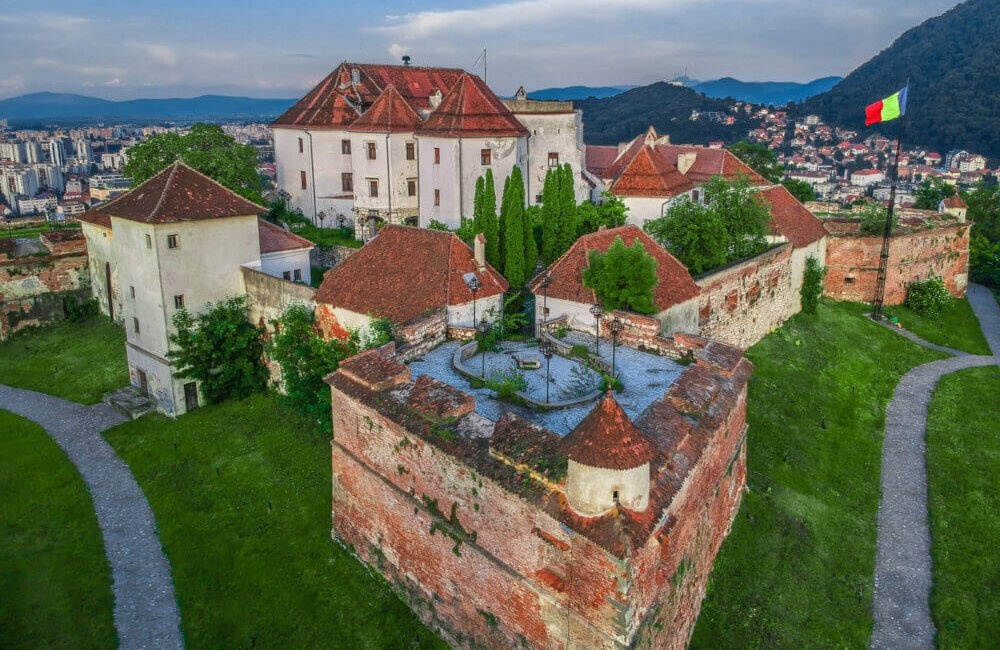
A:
[396,308,447,361]
[328,336,750,648]
[823,220,969,304]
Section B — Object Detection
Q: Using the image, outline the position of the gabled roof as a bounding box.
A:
[258,219,314,254]
[584,145,619,178]
[527,225,699,312]
[416,73,528,138]
[76,210,111,229]
[609,145,695,198]
[561,391,656,471]
[273,63,465,129]
[315,225,508,324]
[347,85,422,133]
[941,194,968,209]
[757,185,828,247]
[91,162,264,224]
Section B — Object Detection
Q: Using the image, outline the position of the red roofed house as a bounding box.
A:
[939,194,968,221]
[272,63,587,238]
[78,162,313,416]
[314,225,507,341]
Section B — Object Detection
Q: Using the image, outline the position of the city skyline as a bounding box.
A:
[0,0,959,101]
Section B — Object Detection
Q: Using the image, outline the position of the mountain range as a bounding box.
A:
[528,76,841,105]
[0,93,297,124]
[799,0,1000,159]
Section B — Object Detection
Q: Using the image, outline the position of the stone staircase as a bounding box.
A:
[102,386,153,420]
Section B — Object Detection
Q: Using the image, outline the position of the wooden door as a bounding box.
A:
[184,382,199,412]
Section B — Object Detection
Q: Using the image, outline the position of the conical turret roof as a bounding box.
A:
[561,391,656,470]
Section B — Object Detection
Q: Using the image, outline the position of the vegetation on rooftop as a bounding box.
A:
[0,410,117,648]
[690,300,946,648]
[582,235,658,314]
[926,366,1000,648]
[857,201,896,236]
[0,316,127,403]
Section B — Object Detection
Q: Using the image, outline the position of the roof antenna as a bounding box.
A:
[471,47,486,82]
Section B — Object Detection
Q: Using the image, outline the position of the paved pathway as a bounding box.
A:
[0,385,184,650]
[871,285,999,650]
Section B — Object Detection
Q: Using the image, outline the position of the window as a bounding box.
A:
[282,271,291,281]
[536,194,543,203]
[405,142,415,160]
[612,490,620,503]
[130,285,135,299]
[174,294,184,309]
[341,139,351,154]
[167,234,179,249]
[368,179,379,198]
[547,152,559,168]
[692,189,700,203]
[434,189,440,206]
[434,147,440,164]
[144,234,152,249]
[133,317,140,334]
[407,179,417,197]
[366,142,377,160]
[342,172,353,192]
[481,148,491,166]
[293,269,302,282]
[298,137,303,153]
[300,170,307,190]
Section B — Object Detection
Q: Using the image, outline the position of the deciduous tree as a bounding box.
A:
[581,236,658,314]
[728,140,784,183]
[644,198,729,274]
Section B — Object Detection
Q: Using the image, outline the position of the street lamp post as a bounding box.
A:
[540,340,554,404]
[476,317,491,379]
[590,302,604,356]
[609,318,623,378]
[467,276,481,327]
[538,274,552,337]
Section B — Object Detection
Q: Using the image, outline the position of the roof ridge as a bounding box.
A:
[149,162,180,221]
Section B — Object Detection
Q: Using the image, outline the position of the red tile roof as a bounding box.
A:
[561,391,656,470]
[757,185,828,247]
[258,219,314,254]
[584,145,619,178]
[76,210,111,229]
[527,225,698,312]
[416,73,528,138]
[941,195,967,209]
[315,225,508,324]
[272,63,464,129]
[347,84,422,133]
[609,145,695,198]
[91,162,264,224]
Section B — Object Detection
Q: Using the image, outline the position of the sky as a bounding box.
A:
[0,0,960,101]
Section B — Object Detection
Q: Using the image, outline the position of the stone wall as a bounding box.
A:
[309,244,358,270]
[0,232,90,340]
[693,243,798,349]
[395,308,447,361]
[240,265,316,384]
[823,218,969,304]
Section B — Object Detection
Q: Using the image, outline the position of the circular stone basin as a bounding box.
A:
[454,341,603,410]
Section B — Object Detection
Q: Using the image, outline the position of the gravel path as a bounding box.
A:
[871,286,999,650]
[0,385,183,650]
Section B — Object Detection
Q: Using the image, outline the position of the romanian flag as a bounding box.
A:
[865,85,908,126]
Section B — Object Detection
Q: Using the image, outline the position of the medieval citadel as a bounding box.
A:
[0,62,972,648]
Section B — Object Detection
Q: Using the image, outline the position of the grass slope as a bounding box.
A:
[0,410,117,648]
[926,366,1000,648]
[885,298,991,355]
[0,317,128,403]
[690,301,945,649]
[103,394,446,649]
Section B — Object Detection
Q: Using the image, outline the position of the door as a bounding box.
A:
[184,382,199,412]
[137,369,148,396]
[104,262,114,320]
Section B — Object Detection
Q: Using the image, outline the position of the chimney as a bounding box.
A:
[429,89,443,110]
[677,153,697,175]
[351,67,360,85]
[474,233,486,271]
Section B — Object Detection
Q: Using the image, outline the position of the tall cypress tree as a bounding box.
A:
[482,169,500,268]
[500,169,525,289]
[472,175,486,240]
[557,163,578,256]
[540,168,558,264]
[515,166,537,276]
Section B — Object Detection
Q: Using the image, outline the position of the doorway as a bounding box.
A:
[104,262,113,319]
[183,382,199,412]
[137,369,148,396]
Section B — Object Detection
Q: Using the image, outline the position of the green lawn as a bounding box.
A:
[103,394,445,649]
[0,317,128,403]
[0,222,81,240]
[926,366,1000,648]
[0,410,117,649]
[884,298,991,355]
[294,224,363,249]
[690,300,946,649]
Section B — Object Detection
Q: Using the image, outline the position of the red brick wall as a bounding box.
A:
[824,224,969,304]
[0,243,90,340]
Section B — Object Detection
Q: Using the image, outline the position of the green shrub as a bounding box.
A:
[858,202,897,235]
[905,276,953,318]
[484,368,527,400]
[427,219,450,231]
[800,255,827,315]
[599,374,624,392]
[63,296,99,322]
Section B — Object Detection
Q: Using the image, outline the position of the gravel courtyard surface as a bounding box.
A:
[408,338,683,435]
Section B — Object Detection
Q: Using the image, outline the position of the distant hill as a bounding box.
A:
[0,92,297,124]
[576,82,752,146]
[526,85,636,101]
[798,0,1000,159]
[693,76,842,106]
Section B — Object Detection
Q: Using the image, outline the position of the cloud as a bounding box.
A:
[104,78,124,87]
[128,42,178,67]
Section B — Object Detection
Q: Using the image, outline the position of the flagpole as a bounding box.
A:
[871,82,908,321]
